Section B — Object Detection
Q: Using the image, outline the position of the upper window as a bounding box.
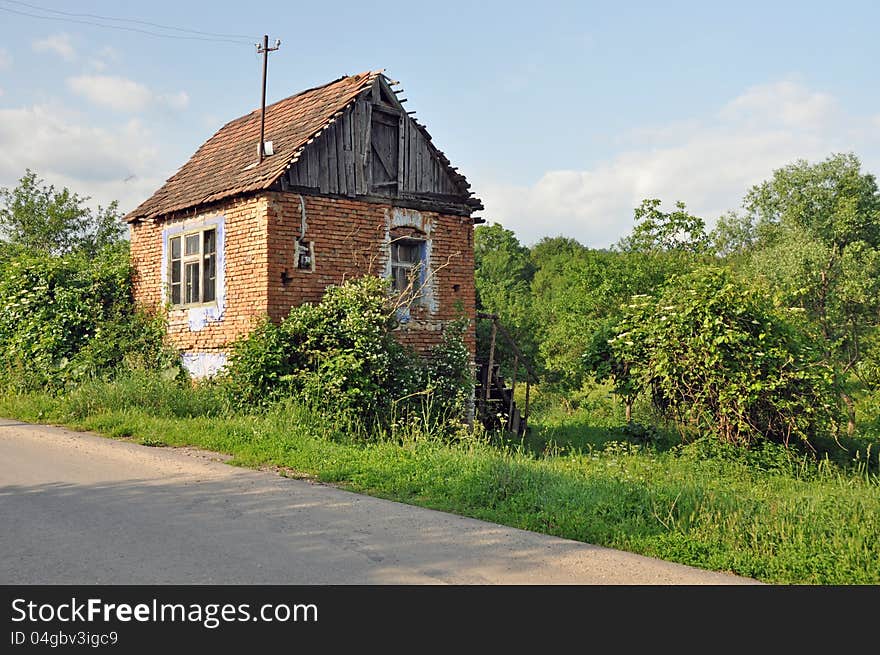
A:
[169,227,216,307]
[391,239,423,297]
[370,107,400,195]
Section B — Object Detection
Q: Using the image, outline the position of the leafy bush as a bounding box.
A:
[223,275,396,411]
[222,276,473,432]
[0,243,178,390]
[589,267,839,447]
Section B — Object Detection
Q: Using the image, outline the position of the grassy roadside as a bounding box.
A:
[2,374,879,584]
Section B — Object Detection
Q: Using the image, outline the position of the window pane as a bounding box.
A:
[403,244,421,263]
[391,240,422,265]
[185,234,200,256]
[203,228,216,256]
[185,262,200,304]
[391,266,405,291]
[171,250,182,306]
[203,252,216,303]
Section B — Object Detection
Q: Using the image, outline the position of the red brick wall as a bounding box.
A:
[129,195,269,352]
[265,192,476,360]
[130,191,476,361]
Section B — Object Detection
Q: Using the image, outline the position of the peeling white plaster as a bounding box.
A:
[385,207,438,315]
[181,352,228,379]
[160,214,227,332]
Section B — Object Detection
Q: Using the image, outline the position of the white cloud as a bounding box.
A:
[67,75,189,113]
[68,75,153,112]
[0,104,170,214]
[160,91,190,111]
[88,46,120,72]
[480,80,880,248]
[32,34,76,61]
[0,48,11,70]
[718,80,839,131]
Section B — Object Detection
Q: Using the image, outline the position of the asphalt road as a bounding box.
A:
[0,418,756,584]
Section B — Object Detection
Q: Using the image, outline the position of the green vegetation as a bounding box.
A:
[3,156,880,584]
[0,172,177,391]
[476,153,880,446]
[222,275,472,429]
[1,372,877,584]
[589,267,838,447]
[0,169,123,258]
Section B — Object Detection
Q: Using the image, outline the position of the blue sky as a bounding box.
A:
[1,0,879,246]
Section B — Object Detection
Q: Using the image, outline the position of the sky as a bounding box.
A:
[1,0,879,248]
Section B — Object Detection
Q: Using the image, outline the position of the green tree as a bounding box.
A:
[473,223,538,370]
[0,244,173,390]
[617,198,710,254]
[744,153,880,434]
[0,170,124,257]
[591,267,838,447]
[532,245,675,388]
[710,210,758,259]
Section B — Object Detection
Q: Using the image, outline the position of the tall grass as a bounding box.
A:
[2,372,879,584]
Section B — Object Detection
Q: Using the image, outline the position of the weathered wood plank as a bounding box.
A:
[446,168,457,194]
[361,101,372,195]
[342,110,355,195]
[306,141,319,187]
[422,139,429,192]
[405,119,412,191]
[353,101,364,194]
[326,124,338,194]
[415,137,422,192]
[406,120,415,192]
[318,131,330,193]
[427,145,437,193]
[397,113,405,196]
[334,118,346,195]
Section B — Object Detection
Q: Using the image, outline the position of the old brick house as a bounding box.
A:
[126,71,482,378]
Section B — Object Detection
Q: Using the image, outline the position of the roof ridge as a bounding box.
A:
[234,70,381,125]
[124,69,481,222]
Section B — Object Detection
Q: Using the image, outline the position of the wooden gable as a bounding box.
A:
[281,76,480,215]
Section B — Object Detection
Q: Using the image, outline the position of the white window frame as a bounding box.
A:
[168,227,217,308]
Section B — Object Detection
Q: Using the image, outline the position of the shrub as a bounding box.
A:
[590,267,839,448]
[0,243,177,390]
[222,276,473,432]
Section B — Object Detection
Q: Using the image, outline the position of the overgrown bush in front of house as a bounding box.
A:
[221,275,474,434]
[0,243,179,391]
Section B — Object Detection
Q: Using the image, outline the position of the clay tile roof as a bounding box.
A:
[125,70,383,222]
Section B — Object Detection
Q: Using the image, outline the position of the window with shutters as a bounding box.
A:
[168,227,217,307]
[370,107,400,195]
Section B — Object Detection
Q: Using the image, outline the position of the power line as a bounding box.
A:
[3,1,257,40]
[0,1,259,45]
[2,0,259,40]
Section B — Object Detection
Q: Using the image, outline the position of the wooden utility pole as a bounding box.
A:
[256,34,281,162]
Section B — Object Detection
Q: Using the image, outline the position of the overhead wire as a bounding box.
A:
[0,1,260,45]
